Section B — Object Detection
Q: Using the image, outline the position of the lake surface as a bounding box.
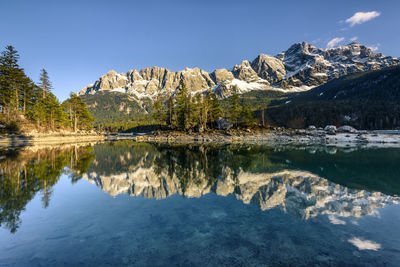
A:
[1,141,400,266]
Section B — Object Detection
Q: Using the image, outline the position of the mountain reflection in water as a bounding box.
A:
[1,141,400,233]
[83,142,399,220]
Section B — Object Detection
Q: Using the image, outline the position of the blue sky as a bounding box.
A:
[1,0,399,100]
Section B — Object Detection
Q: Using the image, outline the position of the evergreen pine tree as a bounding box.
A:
[38,69,52,99]
[21,77,37,115]
[240,106,254,127]
[152,93,166,127]
[229,86,241,127]
[62,94,94,132]
[0,46,26,117]
[175,80,190,130]
[190,93,202,131]
[32,98,47,128]
[208,90,222,127]
[166,93,174,127]
[44,93,67,130]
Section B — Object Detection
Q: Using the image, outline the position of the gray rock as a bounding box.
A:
[324,125,337,135]
[217,118,233,130]
[337,125,358,133]
[275,42,399,89]
[210,69,234,84]
[231,60,261,82]
[324,125,337,131]
[251,54,286,84]
[307,125,317,131]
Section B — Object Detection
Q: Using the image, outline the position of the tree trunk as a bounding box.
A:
[15,87,19,112]
[74,112,77,132]
[23,93,26,114]
[261,109,265,126]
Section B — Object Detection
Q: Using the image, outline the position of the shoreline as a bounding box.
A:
[1,129,400,148]
[132,129,400,148]
[0,132,106,148]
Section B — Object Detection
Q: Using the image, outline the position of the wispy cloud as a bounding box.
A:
[368,44,380,52]
[350,36,358,42]
[345,11,381,26]
[327,37,345,48]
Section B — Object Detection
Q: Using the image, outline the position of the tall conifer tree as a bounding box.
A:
[38,69,52,99]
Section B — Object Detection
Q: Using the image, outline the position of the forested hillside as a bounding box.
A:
[266,66,400,129]
[0,46,93,134]
[80,91,155,131]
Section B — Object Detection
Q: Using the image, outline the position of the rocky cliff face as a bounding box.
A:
[79,42,399,99]
[276,42,399,88]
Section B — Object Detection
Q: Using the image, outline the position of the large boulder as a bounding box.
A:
[337,125,358,133]
[324,125,337,135]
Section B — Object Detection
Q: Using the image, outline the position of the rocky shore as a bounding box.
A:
[2,126,400,148]
[0,131,105,148]
[132,127,400,147]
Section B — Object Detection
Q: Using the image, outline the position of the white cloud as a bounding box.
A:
[348,237,381,251]
[327,37,345,48]
[345,11,381,26]
[350,36,358,42]
[368,44,380,52]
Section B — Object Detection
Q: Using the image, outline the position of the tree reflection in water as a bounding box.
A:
[0,144,95,233]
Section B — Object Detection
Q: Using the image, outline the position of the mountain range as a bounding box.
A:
[78,42,399,99]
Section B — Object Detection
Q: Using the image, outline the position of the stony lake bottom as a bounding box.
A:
[0,141,400,266]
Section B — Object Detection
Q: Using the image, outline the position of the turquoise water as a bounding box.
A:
[1,141,400,266]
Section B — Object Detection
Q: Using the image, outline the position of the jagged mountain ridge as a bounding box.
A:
[79,42,399,99]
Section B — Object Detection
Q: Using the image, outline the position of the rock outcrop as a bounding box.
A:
[276,42,399,88]
[251,54,286,84]
[231,60,261,82]
[210,69,234,84]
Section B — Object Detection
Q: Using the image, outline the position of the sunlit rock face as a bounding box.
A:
[251,54,286,84]
[78,42,399,98]
[83,168,398,220]
[276,42,399,88]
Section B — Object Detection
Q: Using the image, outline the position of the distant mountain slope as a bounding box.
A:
[78,42,399,99]
[267,66,400,129]
[80,92,154,127]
